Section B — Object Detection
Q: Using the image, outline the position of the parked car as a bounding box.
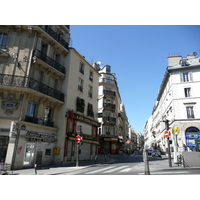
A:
[151,150,161,157]
[148,149,153,155]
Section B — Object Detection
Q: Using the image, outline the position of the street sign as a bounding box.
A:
[164,131,169,138]
[76,135,81,143]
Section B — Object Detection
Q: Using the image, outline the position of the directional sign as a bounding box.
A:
[164,131,169,138]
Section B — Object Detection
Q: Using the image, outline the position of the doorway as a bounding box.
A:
[23,143,35,167]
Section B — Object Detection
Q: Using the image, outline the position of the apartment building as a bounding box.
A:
[97,64,127,154]
[145,53,200,159]
[55,48,100,164]
[0,25,70,169]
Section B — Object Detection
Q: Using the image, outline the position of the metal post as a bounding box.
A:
[167,138,172,167]
[143,149,150,175]
[76,143,79,167]
[34,164,37,175]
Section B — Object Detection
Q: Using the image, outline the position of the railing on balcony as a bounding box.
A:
[103,102,116,110]
[34,50,65,74]
[0,74,64,102]
[38,25,69,50]
[99,78,115,85]
[103,90,116,97]
[25,115,54,127]
[103,116,116,124]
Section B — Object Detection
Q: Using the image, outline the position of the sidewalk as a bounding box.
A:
[134,156,200,173]
[8,154,114,175]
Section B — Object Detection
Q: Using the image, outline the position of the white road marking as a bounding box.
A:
[103,166,129,173]
[85,166,115,174]
[119,168,132,172]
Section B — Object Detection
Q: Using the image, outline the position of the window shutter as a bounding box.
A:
[189,72,193,82]
[180,73,183,82]
[37,37,42,51]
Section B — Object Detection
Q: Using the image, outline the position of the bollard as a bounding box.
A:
[143,149,150,175]
[34,164,37,175]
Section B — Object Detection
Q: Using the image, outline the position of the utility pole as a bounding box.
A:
[163,120,172,167]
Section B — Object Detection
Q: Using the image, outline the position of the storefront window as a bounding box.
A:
[185,127,200,151]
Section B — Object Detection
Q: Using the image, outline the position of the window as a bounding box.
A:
[0,33,7,48]
[105,76,112,83]
[88,85,93,98]
[44,107,54,125]
[26,102,37,117]
[105,127,110,135]
[186,106,195,119]
[89,70,93,81]
[181,72,193,82]
[184,88,191,97]
[79,62,84,74]
[78,78,83,92]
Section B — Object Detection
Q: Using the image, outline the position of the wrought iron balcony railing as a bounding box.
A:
[38,25,69,50]
[103,116,116,124]
[103,102,116,110]
[103,90,116,97]
[99,78,116,85]
[25,115,54,127]
[0,74,64,102]
[34,50,65,74]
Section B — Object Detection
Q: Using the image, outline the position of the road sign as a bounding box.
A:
[164,131,169,138]
[76,135,81,143]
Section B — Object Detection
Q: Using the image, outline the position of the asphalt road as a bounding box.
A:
[58,151,200,175]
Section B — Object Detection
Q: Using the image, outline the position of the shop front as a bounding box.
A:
[185,127,200,152]
[64,111,100,162]
[14,130,57,169]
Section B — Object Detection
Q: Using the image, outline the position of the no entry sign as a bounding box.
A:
[164,131,169,138]
[76,135,81,143]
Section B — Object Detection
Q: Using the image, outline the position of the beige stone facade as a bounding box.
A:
[0,25,70,169]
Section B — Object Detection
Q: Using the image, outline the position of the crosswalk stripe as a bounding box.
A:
[103,166,128,173]
[120,168,132,172]
[85,166,115,174]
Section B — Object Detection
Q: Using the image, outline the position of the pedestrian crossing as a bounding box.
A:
[61,164,195,175]
[68,165,133,175]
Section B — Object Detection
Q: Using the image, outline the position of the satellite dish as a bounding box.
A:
[193,52,197,56]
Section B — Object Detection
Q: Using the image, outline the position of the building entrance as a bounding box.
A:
[0,136,9,162]
[23,143,35,167]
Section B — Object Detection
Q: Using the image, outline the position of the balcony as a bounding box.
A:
[99,78,115,85]
[25,115,54,127]
[103,116,116,124]
[38,25,69,50]
[103,102,116,110]
[34,50,65,74]
[0,74,64,102]
[103,90,116,98]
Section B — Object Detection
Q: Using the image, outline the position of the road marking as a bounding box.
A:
[137,171,190,175]
[120,168,132,172]
[85,166,115,174]
[103,166,129,173]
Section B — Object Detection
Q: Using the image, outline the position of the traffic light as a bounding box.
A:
[164,120,170,130]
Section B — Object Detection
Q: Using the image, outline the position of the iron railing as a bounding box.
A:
[103,90,116,97]
[0,74,64,102]
[34,50,65,74]
[103,116,116,124]
[103,102,116,110]
[38,25,69,50]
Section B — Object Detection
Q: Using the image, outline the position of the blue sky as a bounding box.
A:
[70,25,200,134]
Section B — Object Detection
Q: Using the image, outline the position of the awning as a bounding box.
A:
[104,138,118,142]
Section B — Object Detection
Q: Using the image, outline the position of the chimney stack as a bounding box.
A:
[167,55,182,66]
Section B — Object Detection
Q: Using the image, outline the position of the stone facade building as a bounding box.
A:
[144,53,200,162]
[0,25,70,169]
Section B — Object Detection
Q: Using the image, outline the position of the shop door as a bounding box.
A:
[104,141,110,154]
[24,143,35,167]
[0,136,9,162]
